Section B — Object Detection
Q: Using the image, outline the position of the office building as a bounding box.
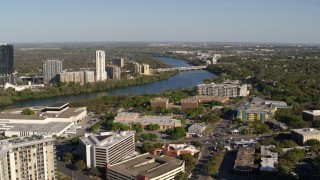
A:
[0,44,14,75]
[106,153,185,180]
[197,83,248,97]
[0,44,16,88]
[79,131,135,168]
[106,65,121,80]
[0,102,87,137]
[95,50,106,81]
[291,128,320,145]
[302,110,320,121]
[113,57,124,68]
[150,97,169,109]
[233,147,255,177]
[84,70,95,83]
[0,135,55,180]
[43,59,63,84]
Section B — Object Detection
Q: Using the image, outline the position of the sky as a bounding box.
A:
[0,0,320,44]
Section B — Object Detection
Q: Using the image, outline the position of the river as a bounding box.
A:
[14,57,216,108]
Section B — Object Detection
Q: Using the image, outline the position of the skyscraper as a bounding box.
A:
[106,65,121,79]
[113,57,124,68]
[95,50,107,81]
[0,44,14,75]
[43,59,63,84]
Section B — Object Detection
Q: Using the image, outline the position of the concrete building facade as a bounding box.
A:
[106,65,121,80]
[302,110,320,121]
[0,135,55,180]
[59,71,85,84]
[79,131,135,168]
[197,83,248,97]
[291,128,320,145]
[150,97,169,109]
[0,44,14,75]
[113,57,124,68]
[95,50,106,82]
[43,59,63,84]
[84,70,95,83]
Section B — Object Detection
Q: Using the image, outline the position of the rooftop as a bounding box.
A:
[108,153,184,179]
[47,102,69,108]
[135,116,180,126]
[291,128,320,135]
[188,123,206,133]
[80,131,135,148]
[234,147,255,170]
[303,110,320,116]
[4,122,72,133]
[151,97,169,102]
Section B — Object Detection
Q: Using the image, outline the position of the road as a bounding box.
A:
[57,161,90,180]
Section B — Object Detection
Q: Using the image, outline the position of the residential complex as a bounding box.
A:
[95,50,106,81]
[197,83,248,97]
[150,97,169,109]
[181,95,229,110]
[84,70,95,83]
[43,59,63,84]
[134,63,150,75]
[106,65,121,79]
[236,102,277,121]
[291,128,320,145]
[0,135,55,180]
[79,131,135,168]
[106,153,185,180]
[113,57,124,68]
[302,110,320,121]
[59,71,85,84]
[0,102,87,137]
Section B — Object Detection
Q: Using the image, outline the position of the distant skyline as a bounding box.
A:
[1,0,320,44]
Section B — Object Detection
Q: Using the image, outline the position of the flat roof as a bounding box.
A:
[234,147,255,170]
[109,153,184,179]
[80,131,135,148]
[303,110,320,116]
[47,102,69,108]
[5,122,72,133]
[291,128,320,135]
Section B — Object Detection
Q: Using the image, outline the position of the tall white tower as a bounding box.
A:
[95,50,106,81]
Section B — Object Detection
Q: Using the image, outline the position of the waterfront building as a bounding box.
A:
[113,57,124,67]
[84,70,95,83]
[134,63,150,75]
[0,135,55,180]
[302,110,320,121]
[106,65,121,79]
[59,71,85,84]
[43,59,63,84]
[150,97,169,109]
[197,82,248,97]
[0,44,15,87]
[134,63,142,74]
[233,147,255,177]
[79,131,135,168]
[106,153,185,180]
[291,128,320,145]
[0,102,87,137]
[95,50,106,81]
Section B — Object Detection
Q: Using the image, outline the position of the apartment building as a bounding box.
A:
[106,65,121,80]
[197,83,248,97]
[0,135,55,180]
[150,97,169,109]
[113,57,124,68]
[43,59,63,84]
[79,131,135,168]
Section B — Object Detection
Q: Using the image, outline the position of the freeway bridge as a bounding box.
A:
[153,65,207,73]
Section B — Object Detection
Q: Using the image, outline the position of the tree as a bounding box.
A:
[69,136,80,145]
[174,172,188,180]
[146,124,160,131]
[22,108,35,115]
[170,127,186,139]
[191,141,202,148]
[75,160,86,171]
[305,139,320,146]
[132,123,143,133]
[63,152,73,162]
[182,154,197,172]
[282,140,298,148]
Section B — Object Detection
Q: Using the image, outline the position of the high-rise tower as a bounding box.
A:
[95,50,106,81]
[43,59,63,84]
[0,44,14,75]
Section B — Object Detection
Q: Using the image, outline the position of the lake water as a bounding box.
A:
[14,57,216,107]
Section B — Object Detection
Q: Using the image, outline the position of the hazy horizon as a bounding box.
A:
[1,0,320,44]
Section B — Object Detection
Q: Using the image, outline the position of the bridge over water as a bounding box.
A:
[153,65,207,73]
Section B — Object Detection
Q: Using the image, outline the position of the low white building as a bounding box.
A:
[187,123,206,137]
[0,102,87,137]
[260,145,278,172]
